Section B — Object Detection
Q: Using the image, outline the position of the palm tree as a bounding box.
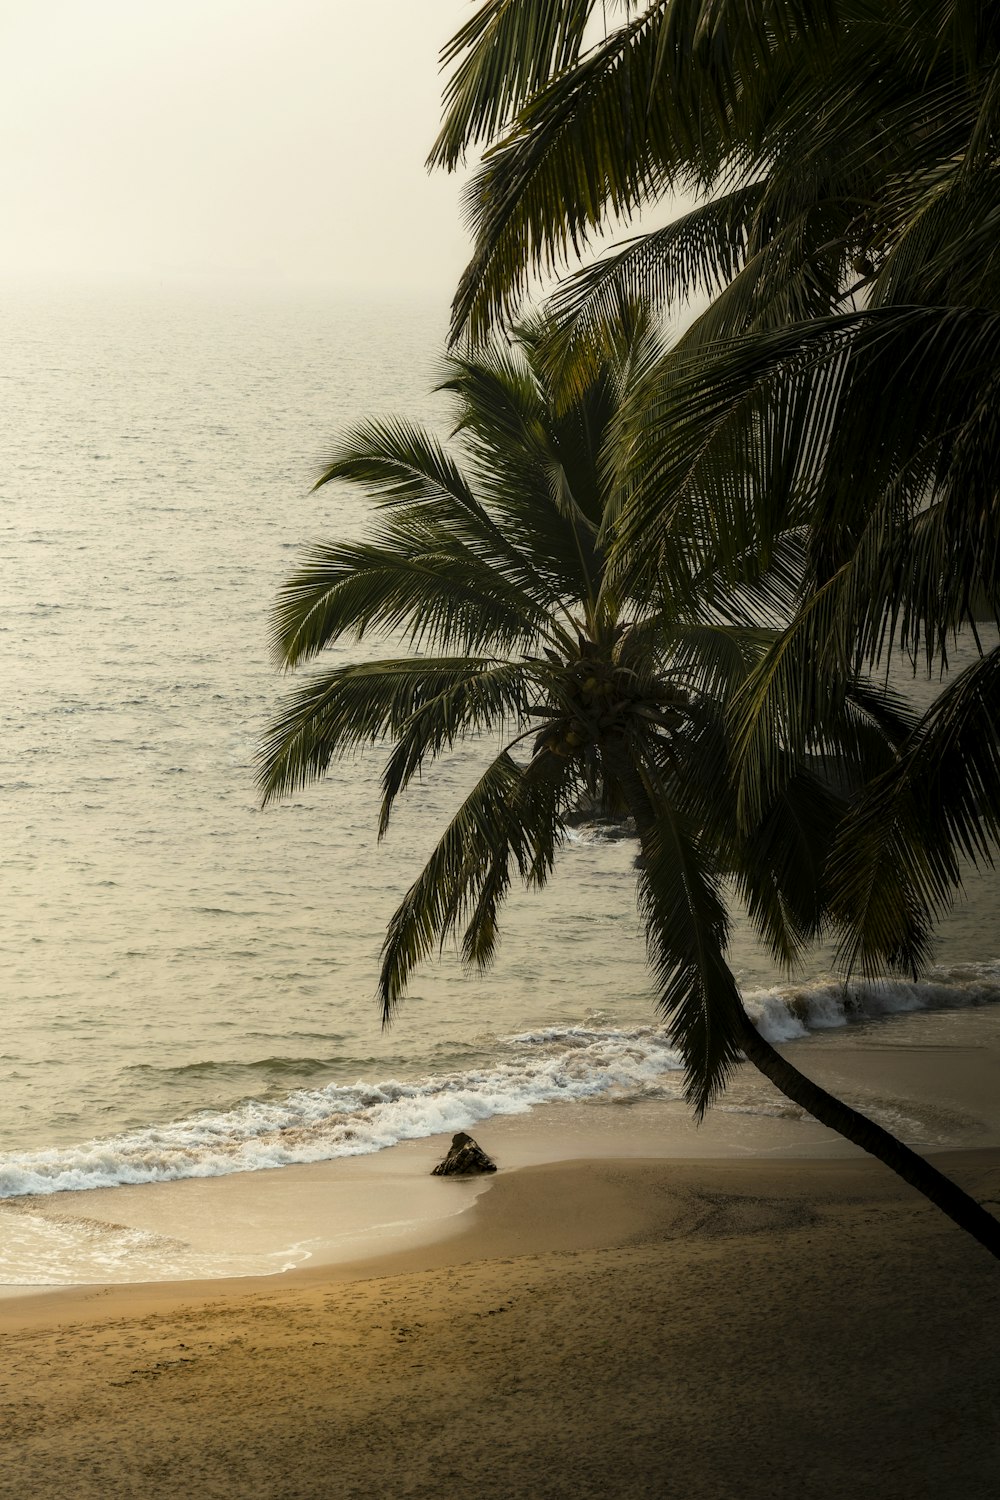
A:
[259,320,1000,1257]
[432,1,995,351]
[431,0,1000,1014]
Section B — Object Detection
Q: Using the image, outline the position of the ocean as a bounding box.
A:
[3,282,999,1280]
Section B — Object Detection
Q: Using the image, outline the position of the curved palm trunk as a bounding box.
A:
[613,749,1000,1261]
[734,1008,1000,1259]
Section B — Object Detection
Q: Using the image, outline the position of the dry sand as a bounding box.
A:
[3,1150,1000,1500]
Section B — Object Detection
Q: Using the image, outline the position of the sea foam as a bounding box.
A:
[0,1027,686,1197]
[744,961,1000,1042]
[2,963,998,1199]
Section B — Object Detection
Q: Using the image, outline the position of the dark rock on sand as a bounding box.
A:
[432,1132,497,1176]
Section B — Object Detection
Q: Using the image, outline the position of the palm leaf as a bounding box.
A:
[376,661,536,834]
[542,187,763,388]
[428,0,599,170]
[312,416,543,595]
[379,747,573,1015]
[257,657,523,806]
[450,6,683,343]
[828,646,1000,977]
[447,0,842,341]
[272,538,546,668]
[631,747,746,1115]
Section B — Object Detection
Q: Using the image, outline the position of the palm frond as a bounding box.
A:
[602,733,744,1114]
[313,416,536,586]
[733,766,845,970]
[608,320,847,613]
[542,187,763,388]
[379,747,573,1015]
[376,661,536,835]
[828,646,1000,976]
[447,0,845,341]
[307,409,607,631]
[634,766,745,1116]
[440,335,613,600]
[257,657,522,806]
[450,6,683,342]
[428,0,600,170]
[271,538,545,668]
[662,621,778,703]
[727,574,923,833]
[613,302,1000,664]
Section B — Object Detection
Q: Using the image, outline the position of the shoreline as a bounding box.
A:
[4,1141,1000,1328]
[4,1020,1000,1296]
[3,1148,999,1498]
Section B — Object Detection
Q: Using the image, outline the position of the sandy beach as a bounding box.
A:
[4,1143,1000,1500]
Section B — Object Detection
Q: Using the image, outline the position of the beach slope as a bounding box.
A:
[3,1153,1000,1500]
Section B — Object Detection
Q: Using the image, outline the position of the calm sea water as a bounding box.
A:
[2,284,999,1204]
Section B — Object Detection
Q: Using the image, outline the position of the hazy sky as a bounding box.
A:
[0,0,474,294]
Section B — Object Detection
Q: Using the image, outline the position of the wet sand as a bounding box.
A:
[6,1018,1000,1293]
[3,1149,1000,1499]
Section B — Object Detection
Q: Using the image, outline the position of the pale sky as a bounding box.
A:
[0,0,474,295]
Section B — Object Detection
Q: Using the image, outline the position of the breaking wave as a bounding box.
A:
[743,960,1000,1041]
[2,961,998,1199]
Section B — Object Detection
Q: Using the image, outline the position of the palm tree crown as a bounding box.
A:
[258,317,841,1110]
